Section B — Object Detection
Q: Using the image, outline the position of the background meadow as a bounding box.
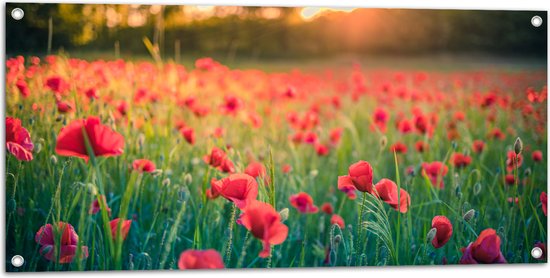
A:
[4,3,548,271]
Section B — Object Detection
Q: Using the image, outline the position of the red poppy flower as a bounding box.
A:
[397,119,413,134]
[219,159,235,173]
[16,79,30,98]
[178,249,224,269]
[347,160,374,193]
[472,140,485,153]
[431,216,453,248]
[238,201,288,258]
[220,95,243,115]
[372,107,388,133]
[210,174,258,209]
[373,178,410,213]
[56,100,73,113]
[329,127,344,145]
[315,143,330,156]
[505,151,522,172]
[504,174,516,185]
[532,150,543,162]
[541,192,547,216]
[450,153,472,168]
[45,76,69,94]
[109,218,132,241]
[6,117,34,161]
[35,222,89,263]
[421,162,448,189]
[337,175,357,200]
[330,214,345,229]
[289,192,319,213]
[460,228,507,264]
[89,194,111,216]
[321,203,334,214]
[203,147,226,168]
[415,141,427,153]
[282,164,292,174]
[84,88,98,99]
[180,127,195,145]
[245,162,267,179]
[55,116,124,162]
[390,142,408,154]
[132,159,156,173]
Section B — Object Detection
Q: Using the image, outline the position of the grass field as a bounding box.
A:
[4,53,548,271]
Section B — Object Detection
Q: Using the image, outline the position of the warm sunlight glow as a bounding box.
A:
[300,7,357,21]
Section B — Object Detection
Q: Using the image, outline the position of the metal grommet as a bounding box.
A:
[531,15,543,27]
[11,8,24,20]
[11,255,24,267]
[531,247,543,259]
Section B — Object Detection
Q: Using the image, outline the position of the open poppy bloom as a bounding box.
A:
[55,116,124,162]
[472,140,485,153]
[109,218,132,241]
[178,249,224,269]
[209,174,258,209]
[450,153,472,168]
[132,159,156,173]
[203,147,227,168]
[532,150,543,162]
[330,214,345,229]
[238,201,288,258]
[460,228,507,264]
[373,178,410,213]
[180,126,195,145]
[347,160,374,193]
[390,142,408,154]
[321,203,333,214]
[245,162,267,179]
[35,222,89,263]
[6,117,34,161]
[421,161,448,188]
[289,192,319,213]
[505,151,523,172]
[337,175,357,200]
[431,216,453,248]
[89,194,111,216]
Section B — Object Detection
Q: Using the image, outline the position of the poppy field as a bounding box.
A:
[4,54,548,271]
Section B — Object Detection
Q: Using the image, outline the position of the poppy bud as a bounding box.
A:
[473,182,482,195]
[379,136,387,149]
[463,209,475,222]
[514,137,523,155]
[524,168,532,177]
[178,187,190,202]
[86,183,98,195]
[162,178,171,187]
[333,235,342,244]
[50,155,58,165]
[279,208,289,222]
[152,169,163,177]
[7,198,16,213]
[310,169,318,178]
[426,227,437,244]
[183,173,193,185]
[36,142,43,154]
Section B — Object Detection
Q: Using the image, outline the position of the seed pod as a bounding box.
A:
[379,136,388,149]
[279,208,289,222]
[183,173,193,185]
[514,137,523,155]
[426,227,437,244]
[473,182,482,195]
[463,209,476,222]
[7,199,16,213]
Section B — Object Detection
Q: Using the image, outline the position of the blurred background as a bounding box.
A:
[5,3,548,67]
